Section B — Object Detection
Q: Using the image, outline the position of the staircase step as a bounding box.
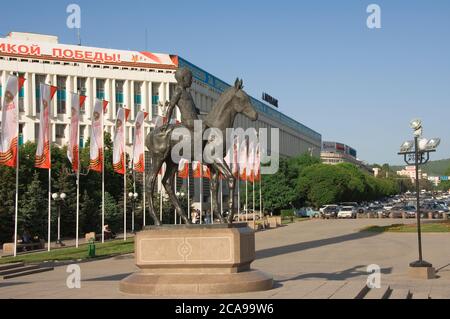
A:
[330,281,370,299]
[1,267,54,280]
[364,285,391,299]
[0,265,40,276]
[0,262,25,272]
[389,289,412,299]
[412,292,430,299]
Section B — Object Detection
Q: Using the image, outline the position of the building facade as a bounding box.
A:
[321,141,372,173]
[0,32,321,159]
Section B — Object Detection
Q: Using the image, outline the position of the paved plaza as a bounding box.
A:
[1,219,450,299]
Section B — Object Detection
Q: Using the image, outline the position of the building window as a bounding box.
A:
[55,124,66,139]
[115,80,124,108]
[57,76,66,114]
[96,79,105,100]
[77,77,87,114]
[134,82,142,114]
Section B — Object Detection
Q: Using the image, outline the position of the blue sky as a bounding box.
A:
[1,0,449,165]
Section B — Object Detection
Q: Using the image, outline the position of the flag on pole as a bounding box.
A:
[153,115,167,128]
[202,164,211,180]
[239,139,248,181]
[192,161,202,178]
[89,99,108,172]
[178,158,189,179]
[113,108,130,175]
[0,75,25,167]
[133,111,148,173]
[247,141,255,183]
[254,143,261,182]
[35,84,57,169]
[67,94,86,172]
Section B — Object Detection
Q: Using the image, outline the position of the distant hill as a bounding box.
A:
[391,158,450,176]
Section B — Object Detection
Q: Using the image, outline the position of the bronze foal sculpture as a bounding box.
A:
[145,78,258,225]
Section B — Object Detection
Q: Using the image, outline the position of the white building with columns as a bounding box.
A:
[0,31,321,159]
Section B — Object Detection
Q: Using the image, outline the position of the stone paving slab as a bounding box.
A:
[1,219,450,299]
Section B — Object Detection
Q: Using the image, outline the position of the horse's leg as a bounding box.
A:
[209,167,226,223]
[146,157,164,226]
[162,161,191,224]
[209,161,235,223]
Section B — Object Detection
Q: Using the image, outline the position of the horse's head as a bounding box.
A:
[230,78,258,121]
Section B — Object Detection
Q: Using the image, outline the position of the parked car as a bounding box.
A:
[296,207,320,218]
[403,206,417,218]
[366,205,384,218]
[337,206,357,219]
[322,205,339,219]
[388,206,405,218]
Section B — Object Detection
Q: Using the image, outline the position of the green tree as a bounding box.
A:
[19,171,48,239]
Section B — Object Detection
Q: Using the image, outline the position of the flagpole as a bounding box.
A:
[123,118,127,241]
[253,180,255,222]
[187,169,190,221]
[259,179,262,220]
[75,102,80,248]
[159,172,163,222]
[174,174,177,225]
[101,104,105,244]
[199,166,203,225]
[142,134,146,228]
[210,186,213,225]
[47,97,52,252]
[220,179,223,219]
[245,179,248,222]
[13,80,20,257]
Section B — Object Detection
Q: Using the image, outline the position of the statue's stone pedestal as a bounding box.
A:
[119,223,273,295]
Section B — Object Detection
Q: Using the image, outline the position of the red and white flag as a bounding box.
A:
[178,158,189,179]
[67,93,86,172]
[153,115,167,128]
[113,108,130,175]
[133,111,148,173]
[247,141,255,183]
[239,139,248,181]
[203,164,211,180]
[254,143,261,182]
[225,135,239,179]
[89,99,108,172]
[0,75,25,168]
[192,161,202,179]
[35,83,57,169]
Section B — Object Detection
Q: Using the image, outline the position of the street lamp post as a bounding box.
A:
[52,192,66,246]
[176,191,186,224]
[128,192,138,232]
[398,119,440,274]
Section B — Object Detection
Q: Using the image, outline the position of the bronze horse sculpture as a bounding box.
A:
[145,79,258,225]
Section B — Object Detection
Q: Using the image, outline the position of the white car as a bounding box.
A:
[337,206,357,219]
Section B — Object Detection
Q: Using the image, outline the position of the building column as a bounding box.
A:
[111,79,116,120]
[105,78,112,120]
[24,72,31,116]
[51,74,57,118]
[31,73,37,117]
[66,76,72,118]
[86,77,93,117]
[124,79,130,110]
[158,83,165,115]
[130,80,135,121]
[148,81,153,120]
[141,81,148,116]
